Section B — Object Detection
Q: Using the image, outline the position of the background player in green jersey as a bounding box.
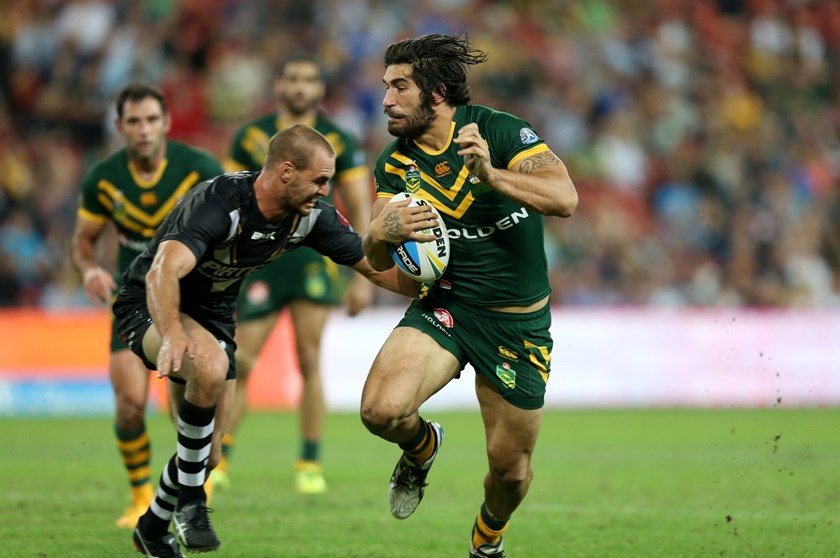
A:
[360,34,578,558]
[71,83,224,530]
[219,53,374,494]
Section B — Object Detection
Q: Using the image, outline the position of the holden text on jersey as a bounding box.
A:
[444,207,529,240]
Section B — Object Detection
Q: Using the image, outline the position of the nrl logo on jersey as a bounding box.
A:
[406,165,420,193]
[519,127,539,145]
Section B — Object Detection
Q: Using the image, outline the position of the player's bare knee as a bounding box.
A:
[296,347,319,378]
[115,394,146,425]
[487,452,533,486]
[360,401,411,435]
[205,355,230,387]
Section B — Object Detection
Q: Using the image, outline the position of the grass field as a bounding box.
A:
[2,408,839,558]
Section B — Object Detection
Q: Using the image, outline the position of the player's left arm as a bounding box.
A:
[336,170,375,316]
[349,256,421,299]
[454,123,578,218]
[145,240,198,377]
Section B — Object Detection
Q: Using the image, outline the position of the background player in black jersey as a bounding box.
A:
[219,53,374,495]
[360,34,578,558]
[113,125,418,558]
[70,83,223,530]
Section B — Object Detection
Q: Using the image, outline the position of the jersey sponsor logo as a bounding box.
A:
[434,161,451,178]
[140,192,158,206]
[406,165,421,193]
[250,230,277,240]
[197,260,266,281]
[445,207,530,240]
[439,279,452,290]
[497,346,519,360]
[414,199,448,258]
[245,280,271,306]
[519,127,539,145]
[433,308,454,328]
[495,362,517,389]
[421,310,453,337]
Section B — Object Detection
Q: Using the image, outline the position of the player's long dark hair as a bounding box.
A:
[115,83,166,120]
[384,33,488,107]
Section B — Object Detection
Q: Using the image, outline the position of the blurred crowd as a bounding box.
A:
[1,0,839,309]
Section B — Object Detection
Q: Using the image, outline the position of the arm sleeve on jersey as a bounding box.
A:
[160,193,233,264]
[78,166,109,219]
[301,206,365,266]
[373,147,402,196]
[484,111,547,169]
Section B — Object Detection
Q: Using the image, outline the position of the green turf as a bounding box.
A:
[1,409,838,557]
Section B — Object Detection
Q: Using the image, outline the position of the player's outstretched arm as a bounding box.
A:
[350,257,421,299]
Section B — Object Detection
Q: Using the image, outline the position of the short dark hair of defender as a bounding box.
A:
[115,83,167,120]
[383,33,488,107]
[265,124,335,170]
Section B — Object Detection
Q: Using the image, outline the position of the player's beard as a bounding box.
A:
[387,99,436,139]
[283,93,318,117]
[129,138,163,169]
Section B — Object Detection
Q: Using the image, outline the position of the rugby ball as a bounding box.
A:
[387,192,450,282]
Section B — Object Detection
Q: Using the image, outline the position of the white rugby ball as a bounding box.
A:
[387,192,450,282]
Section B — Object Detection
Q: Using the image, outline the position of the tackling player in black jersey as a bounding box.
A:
[115,125,416,558]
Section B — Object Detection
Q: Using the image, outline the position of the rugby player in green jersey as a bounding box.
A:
[71,83,224,530]
[218,53,374,494]
[360,34,578,557]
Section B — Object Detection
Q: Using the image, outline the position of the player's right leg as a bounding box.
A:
[133,452,186,558]
[468,375,542,558]
[289,298,331,495]
[110,348,154,529]
[360,324,462,519]
[141,313,229,553]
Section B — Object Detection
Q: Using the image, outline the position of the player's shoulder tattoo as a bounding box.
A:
[518,151,561,175]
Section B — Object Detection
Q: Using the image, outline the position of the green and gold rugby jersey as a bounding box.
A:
[374,104,552,308]
[225,112,368,200]
[78,140,223,278]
